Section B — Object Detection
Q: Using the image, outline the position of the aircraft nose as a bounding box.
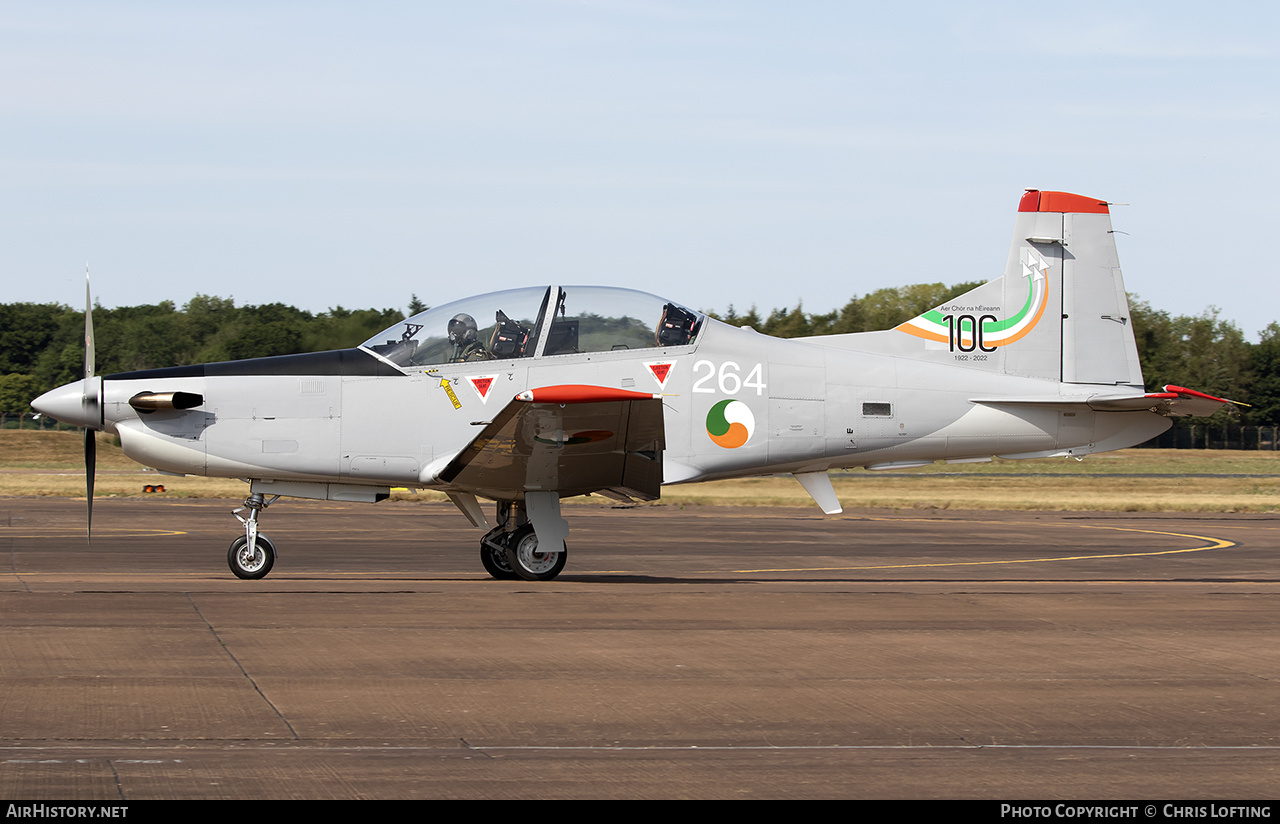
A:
[31,380,96,428]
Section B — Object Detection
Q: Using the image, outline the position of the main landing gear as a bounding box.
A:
[228,492,279,579]
[479,499,568,581]
[221,491,569,582]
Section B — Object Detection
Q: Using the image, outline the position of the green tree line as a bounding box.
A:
[1,286,1275,425]
[0,296,405,416]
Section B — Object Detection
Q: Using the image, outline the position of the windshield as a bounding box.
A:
[362,286,703,368]
[363,287,552,368]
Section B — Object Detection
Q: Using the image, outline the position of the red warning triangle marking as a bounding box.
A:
[647,362,672,386]
[469,376,494,399]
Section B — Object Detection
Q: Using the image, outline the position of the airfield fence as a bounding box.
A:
[2,414,81,432]
[3,414,1279,450]
[1135,424,1280,450]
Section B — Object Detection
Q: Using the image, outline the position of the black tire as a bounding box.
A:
[503,524,567,581]
[228,533,276,579]
[480,537,519,580]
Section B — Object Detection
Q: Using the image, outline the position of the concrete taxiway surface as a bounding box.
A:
[2,497,1278,799]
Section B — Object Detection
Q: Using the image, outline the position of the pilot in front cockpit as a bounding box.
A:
[447,313,489,362]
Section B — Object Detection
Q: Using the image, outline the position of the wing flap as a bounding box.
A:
[438,387,665,500]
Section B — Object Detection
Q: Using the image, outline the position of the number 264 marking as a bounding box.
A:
[692,360,766,395]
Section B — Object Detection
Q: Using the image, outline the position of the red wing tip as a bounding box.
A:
[516,385,661,404]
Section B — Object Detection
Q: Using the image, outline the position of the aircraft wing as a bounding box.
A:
[971,385,1246,417]
[436,385,666,503]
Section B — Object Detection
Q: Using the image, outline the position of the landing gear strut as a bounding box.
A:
[229,492,279,579]
[478,499,568,581]
[480,507,518,580]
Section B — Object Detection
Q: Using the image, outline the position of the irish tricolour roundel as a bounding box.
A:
[706,399,755,449]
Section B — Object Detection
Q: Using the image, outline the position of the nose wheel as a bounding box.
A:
[228,533,276,579]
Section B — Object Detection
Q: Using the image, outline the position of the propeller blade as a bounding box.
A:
[84,267,95,381]
[84,428,96,542]
[83,267,97,543]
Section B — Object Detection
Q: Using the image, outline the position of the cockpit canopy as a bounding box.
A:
[362,286,704,369]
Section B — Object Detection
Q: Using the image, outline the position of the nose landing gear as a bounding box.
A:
[229,492,280,579]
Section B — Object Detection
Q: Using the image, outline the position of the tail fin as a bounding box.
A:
[884,189,1144,386]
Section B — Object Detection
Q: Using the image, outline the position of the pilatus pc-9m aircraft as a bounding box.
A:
[33,189,1238,581]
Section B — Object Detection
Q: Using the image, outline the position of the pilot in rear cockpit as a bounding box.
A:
[656,303,698,347]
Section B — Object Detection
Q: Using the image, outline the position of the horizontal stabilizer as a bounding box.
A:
[970,385,1245,417]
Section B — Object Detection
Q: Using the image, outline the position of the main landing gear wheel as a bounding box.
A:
[503,523,567,582]
[228,533,276,580]
[480,537,519,580]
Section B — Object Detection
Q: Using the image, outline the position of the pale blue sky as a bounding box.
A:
[4,1,1277,339]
